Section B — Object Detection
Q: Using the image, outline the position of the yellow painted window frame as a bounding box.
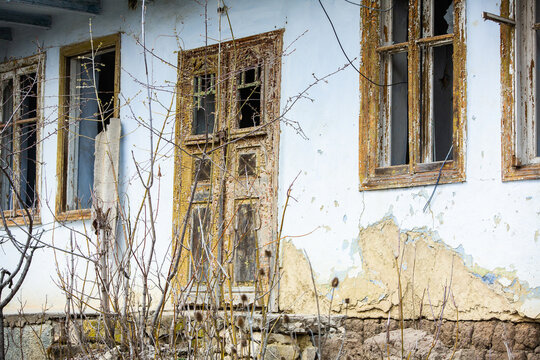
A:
[359,0,467,191]
[0,54,44,226]
[55,33,121,221]
[500,0,540,181]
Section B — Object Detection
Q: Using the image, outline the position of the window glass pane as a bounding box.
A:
[434,0,454,36]
[432,44,454,161]
[1,79,13,124]
[191,207,211,281]
[19,122,37,208]
[20,73,37,120]
[0,80,13,210]
[193,74,215,135]
[67,50,115,210]
[390,52,409,165]
[0,127,13,211]
[234,203,257,283]
[95,51,116,129]
[392,0,409,43]
[75,58,98,209]
[237,67,261,128]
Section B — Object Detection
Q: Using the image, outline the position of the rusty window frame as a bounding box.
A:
[500,0,540,181]
[359,0,466,190]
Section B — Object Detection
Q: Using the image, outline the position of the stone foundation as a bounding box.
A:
[2,314,540,359]
[323,318,540,360]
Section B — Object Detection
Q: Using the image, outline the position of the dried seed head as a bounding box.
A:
[241,339,248,347]
[344,298,350,305]
[237,316,245,328]
[194,311,203,322]
[283,314,290,323]
[264,249,272,258]
[331,277,339,288]
[240,294,248,303]
[346,356,352,360]
[259,268,266,277]
[231,347,237,354]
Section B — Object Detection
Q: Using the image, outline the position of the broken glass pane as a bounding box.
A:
[193,74,215,135]
[237,67,261,128]
[238,153,256,176]
[235,203,257,283]
[434,0,454,36]
[390,52,409,165]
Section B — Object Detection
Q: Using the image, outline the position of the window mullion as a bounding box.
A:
[408,0,422,173]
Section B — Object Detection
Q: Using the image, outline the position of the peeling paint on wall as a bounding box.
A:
[279,218,540,321]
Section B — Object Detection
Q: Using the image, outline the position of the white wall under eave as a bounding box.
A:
[0,0,538,319]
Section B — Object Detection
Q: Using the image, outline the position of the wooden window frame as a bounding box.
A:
[359,0,467,190]
[55,33,121,221]
[0,54,44,226]
[500,0,540,181]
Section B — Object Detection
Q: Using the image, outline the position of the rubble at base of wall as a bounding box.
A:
[2,314,540,359]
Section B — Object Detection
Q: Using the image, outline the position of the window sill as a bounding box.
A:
[0,210,41,227]
[56,209,92,222]
[361,164,465,191]
[502,162,540,181]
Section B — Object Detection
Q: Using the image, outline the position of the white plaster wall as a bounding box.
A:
[1,0,539,315]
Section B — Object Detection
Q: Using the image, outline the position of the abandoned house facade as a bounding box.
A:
[0,0,539,358]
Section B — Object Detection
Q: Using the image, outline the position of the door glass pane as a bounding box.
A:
[238,153,256,176]
[193,74,215,135]
[191,207,211,281]
[237,67,261,128]
[234,203,257,283]
[194,157,211,182]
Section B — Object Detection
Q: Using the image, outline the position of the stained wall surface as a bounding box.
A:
[0,0,538,322]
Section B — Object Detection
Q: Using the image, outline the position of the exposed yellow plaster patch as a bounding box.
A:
[279,241,321,314]
[279,219,537,322]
